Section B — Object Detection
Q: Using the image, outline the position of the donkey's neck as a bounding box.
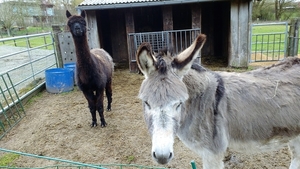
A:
[72,34,93,66]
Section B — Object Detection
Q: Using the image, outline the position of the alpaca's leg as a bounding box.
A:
[96,90,106,127]
[83,90,97,127]
[288,135,300,169]
[105,78,112,111]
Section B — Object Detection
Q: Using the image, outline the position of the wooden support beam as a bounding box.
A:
[162,5,173,31]
[229,0,251,68]
[125,9,137,72]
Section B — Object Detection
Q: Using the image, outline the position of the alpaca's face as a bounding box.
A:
[66,10,87,37]
[67,16,87,37]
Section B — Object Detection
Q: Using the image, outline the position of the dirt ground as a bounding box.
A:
[0,63,294,169]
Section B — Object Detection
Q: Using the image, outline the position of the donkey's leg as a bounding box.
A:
[83,90,97,127]
[202,150,225,169]
[105,78,112,111]
[288,135,300,169]
[96,89,106,127]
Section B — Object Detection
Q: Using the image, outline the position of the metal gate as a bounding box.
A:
[128,28,201,72]
[0,32,57,139]
[251,22,288,62]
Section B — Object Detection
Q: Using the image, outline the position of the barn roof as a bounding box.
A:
[77,0,226,10]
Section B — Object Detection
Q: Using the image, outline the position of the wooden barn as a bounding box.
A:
[75,0,252,72]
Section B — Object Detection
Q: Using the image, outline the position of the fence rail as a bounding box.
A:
[0,148,174,169]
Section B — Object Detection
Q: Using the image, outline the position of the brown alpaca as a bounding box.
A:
[66,10,114,127]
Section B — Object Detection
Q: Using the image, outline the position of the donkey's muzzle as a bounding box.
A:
[152,151,173,164]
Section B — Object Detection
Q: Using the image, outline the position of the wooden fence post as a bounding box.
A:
[288,18,300,57]
[52,25,63,68]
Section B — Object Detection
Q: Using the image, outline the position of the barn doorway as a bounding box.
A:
[201,1,230,67]
[97,10,113,56]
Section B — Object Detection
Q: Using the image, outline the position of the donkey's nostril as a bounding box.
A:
[153,152,156,158]
[169,152,172,159]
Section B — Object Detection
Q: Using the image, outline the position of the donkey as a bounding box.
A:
[66,10,114,127]
[136,33,300,169]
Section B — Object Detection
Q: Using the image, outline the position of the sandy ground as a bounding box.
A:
[0,65,294,169]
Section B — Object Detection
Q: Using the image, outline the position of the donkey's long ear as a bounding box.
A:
[172,34,206,77]
[136,42,157,78]
[66,10,72,18]
[81,10,86,18]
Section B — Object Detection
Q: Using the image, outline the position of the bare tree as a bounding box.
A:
[51,0,79,25]
[252,0,267,20]
[0,0,24,36]
[275,0,296,20]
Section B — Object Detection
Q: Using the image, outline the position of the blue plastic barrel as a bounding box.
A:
[45,68,74,93]
[63,62,76,85]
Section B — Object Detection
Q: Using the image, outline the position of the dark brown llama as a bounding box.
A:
[66,10,114,127]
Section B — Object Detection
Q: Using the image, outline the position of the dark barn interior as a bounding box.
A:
[94,1,231,68]
[201,1,230,66]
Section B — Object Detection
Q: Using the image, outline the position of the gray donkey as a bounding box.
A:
[136,34,300,169]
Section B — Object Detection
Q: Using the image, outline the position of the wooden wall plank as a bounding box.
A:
[162,5,173,31]
[191,3,201,64]
[125,9,137,72]
[229,0,251,67]
[191,4,201,29]
[85,10,100,49]
[109,10,128,67]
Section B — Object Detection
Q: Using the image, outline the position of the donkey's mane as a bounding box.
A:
[263,57,300,71]
[154,48,174,75]
[155,56,167,75]
[253,57,300,72]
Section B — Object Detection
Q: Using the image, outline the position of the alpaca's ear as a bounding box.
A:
[81,10,86,18]
[172,34,206,77]
[136,42,157,78]
[66,10,72,18]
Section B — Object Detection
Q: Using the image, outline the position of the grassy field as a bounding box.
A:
[0,36,54,50]
[0,26,52,38]
[252,24,288,34]
[0,26,54,50]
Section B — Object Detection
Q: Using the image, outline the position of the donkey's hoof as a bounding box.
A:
[107,108,111,112]
[91,122,97,127]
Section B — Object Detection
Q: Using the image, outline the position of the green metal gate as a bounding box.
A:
[251,22,289,62]
[0,32,57,139]
[0,73,25,140]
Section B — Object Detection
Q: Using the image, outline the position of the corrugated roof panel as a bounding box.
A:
[79,0,160,6]
[77,0,226,10]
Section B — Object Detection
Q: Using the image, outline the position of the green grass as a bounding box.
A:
[0,153,19,166]
[0,34,54,50]
[252,25,287,34]
[1,26,52,38]
[0,26,54,50]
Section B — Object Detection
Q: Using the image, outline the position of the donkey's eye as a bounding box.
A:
[176,102,182,111]
[144,101,151,109]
